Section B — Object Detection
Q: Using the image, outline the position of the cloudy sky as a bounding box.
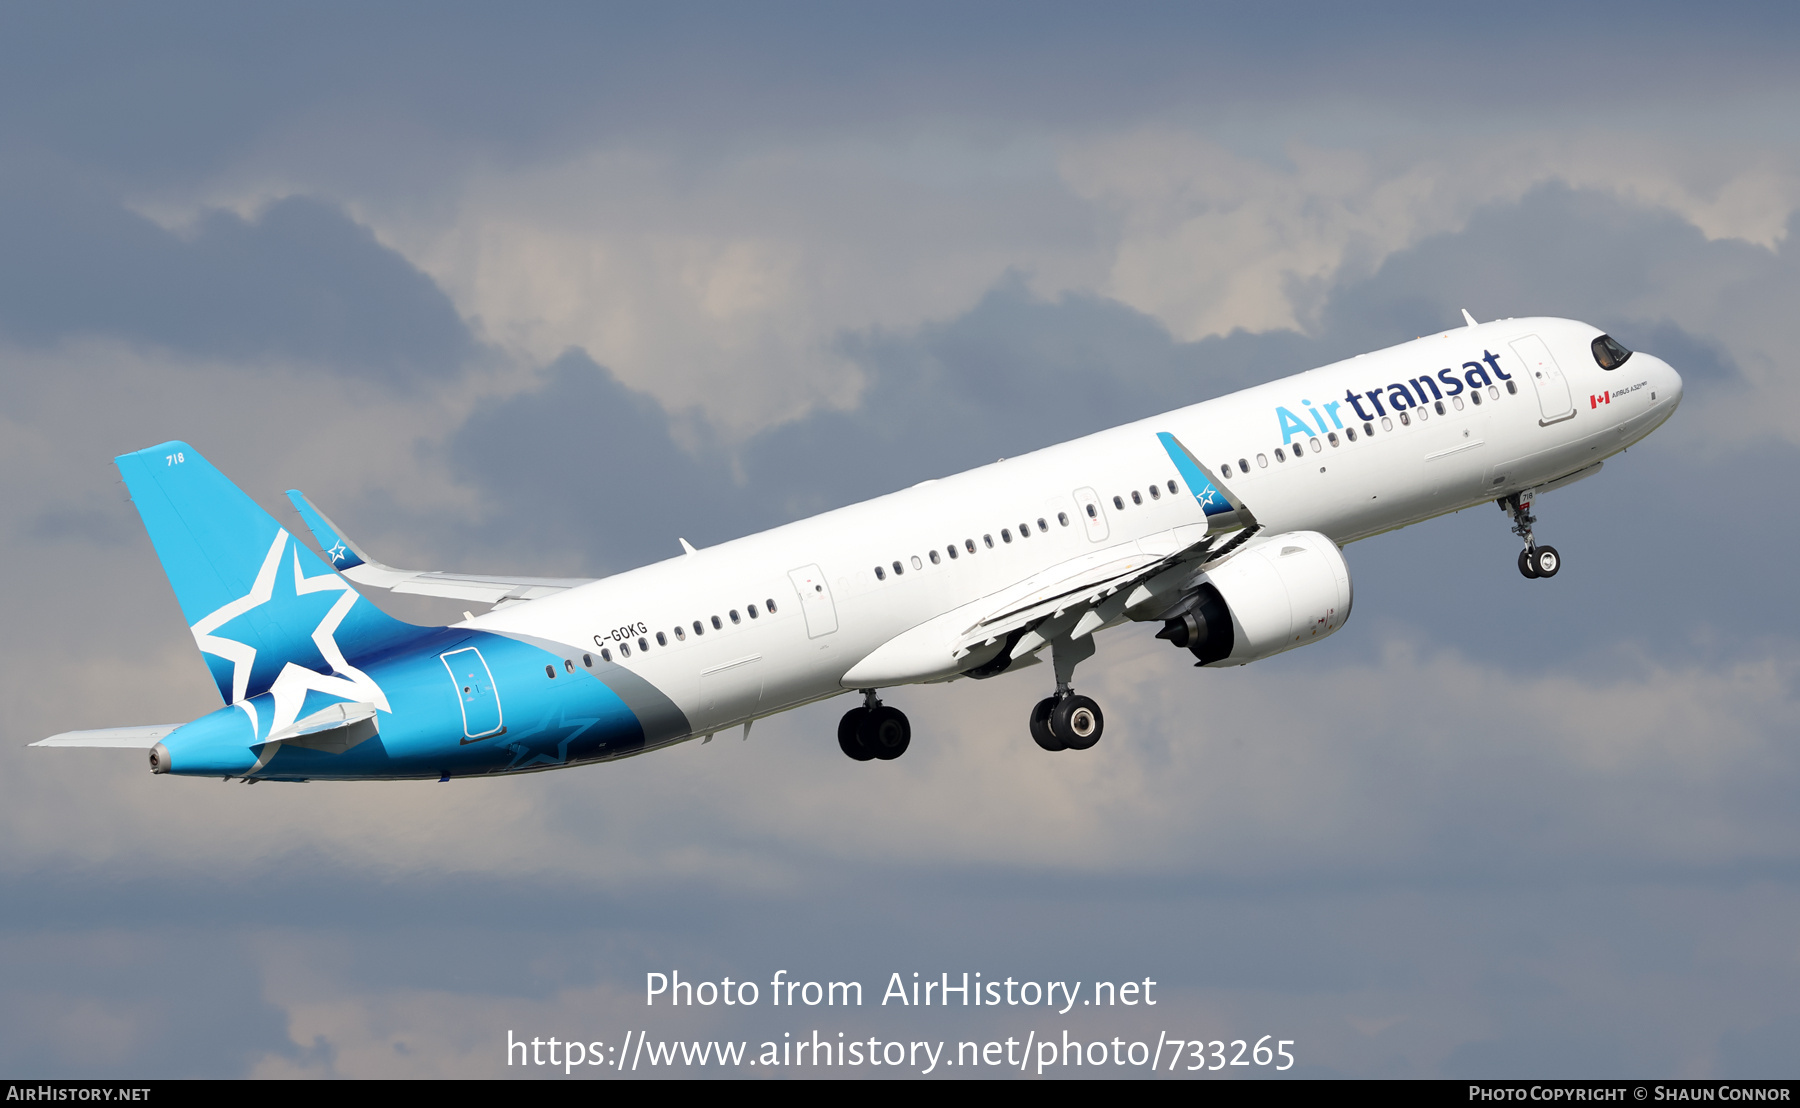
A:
[4,1,1799,1079]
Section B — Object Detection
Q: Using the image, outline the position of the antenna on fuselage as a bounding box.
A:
[1461,308,1479,328]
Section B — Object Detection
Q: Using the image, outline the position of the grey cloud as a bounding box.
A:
[0,182,472,383]
[4,4,1798,184]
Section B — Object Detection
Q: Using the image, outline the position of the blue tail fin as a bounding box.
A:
[116,441,421,705]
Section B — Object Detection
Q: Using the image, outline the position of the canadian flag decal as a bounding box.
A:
[1590,392,1612,408]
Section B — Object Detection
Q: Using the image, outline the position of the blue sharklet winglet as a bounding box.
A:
[286,490,367,570]
[1155,432,1257,533]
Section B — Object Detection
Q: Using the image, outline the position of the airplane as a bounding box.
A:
[33,313,1681,779]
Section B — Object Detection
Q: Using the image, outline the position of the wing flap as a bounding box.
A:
[952,524,1227,653]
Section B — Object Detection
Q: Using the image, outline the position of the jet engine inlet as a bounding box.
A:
[149,742,170,775]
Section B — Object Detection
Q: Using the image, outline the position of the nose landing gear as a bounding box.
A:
[1503,492,1560,579]
[837,688,911,761]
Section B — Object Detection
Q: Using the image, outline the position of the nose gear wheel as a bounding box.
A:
[1503,493,1562,580]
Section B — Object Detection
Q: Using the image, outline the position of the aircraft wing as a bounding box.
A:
[285,490,592,607]
[841,520,1260,687]
[951,521,1259,657]
[32,725,179,748]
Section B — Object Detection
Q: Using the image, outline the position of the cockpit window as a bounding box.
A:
[1592,334,1632,370]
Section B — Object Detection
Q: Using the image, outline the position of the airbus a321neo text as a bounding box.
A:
[35,314,1681,779]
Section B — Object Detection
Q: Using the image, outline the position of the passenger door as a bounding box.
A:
[1072,487,1110,542]
[1510,335,1576,425]
[787,564,838,637]
[441,647,504,740]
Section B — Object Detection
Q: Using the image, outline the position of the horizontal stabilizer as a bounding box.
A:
[32,725,178,749]
[254,700,379,754]
[285,489,592,607]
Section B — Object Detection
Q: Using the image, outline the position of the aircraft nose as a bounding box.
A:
[1660,355,1684,409]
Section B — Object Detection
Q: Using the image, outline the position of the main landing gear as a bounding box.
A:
[1029,633,1105,752]
[1503,491,1560,579]
[1030,692,1104,752]
[838,689,910,761]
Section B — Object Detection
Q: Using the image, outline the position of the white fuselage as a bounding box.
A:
[476,317,1682,740]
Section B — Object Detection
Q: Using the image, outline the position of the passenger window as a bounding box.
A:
[1415,405,1428,421]
[1167,480,1179,494]
[711,615,722,629]
[983,534,994,548]
[1381,416,1394,429]
[966,538,977,553]
[1084,505,1097,519]
[1399,412,1410,426]
[693,620,704,635]
[1001,528,1013,543]
[892,561,904,576]
[1019,523,1031,536]
[674,627,685,641]
[565,659,575,673]
[1471,391,1482,406]
[766,598,777,613]
[1237,458,1248,473]
[546,665,556,678]
[1293,441,1304,456]
[1453,396,1464,410]
[729,610,740,624]
[601,647,613,662]
[1149,484,1162,500]
[1488,385,1499,400]
[1131,490,1143,505]
[1112,495,1124,509]
[583,653,593,666]
[929,549,940,564]
[656,631,668,645]
[747,604,758,619]
[1506,380,1518,395]
[1037,517,1049,530]
[638,636,649,651]
[910,555,923,569]
[1345,427,1357,442]
[875,566,886,580]
[1275,448,1286,462]
[1364,421,1375,436]
[947,545,958,560]
[1256,453,1268,467]
[1328,432,1339,446]
[1058,512,1070,526]
[620,643,631,658]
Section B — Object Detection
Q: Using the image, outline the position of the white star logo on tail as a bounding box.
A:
[189,528,389,740]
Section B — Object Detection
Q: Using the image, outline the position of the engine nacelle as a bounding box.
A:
[1156,530,1352,667]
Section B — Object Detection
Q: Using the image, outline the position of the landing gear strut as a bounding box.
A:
[1029,635,1105,752]
[1503,492,1560,580]
[838,689,910,761]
